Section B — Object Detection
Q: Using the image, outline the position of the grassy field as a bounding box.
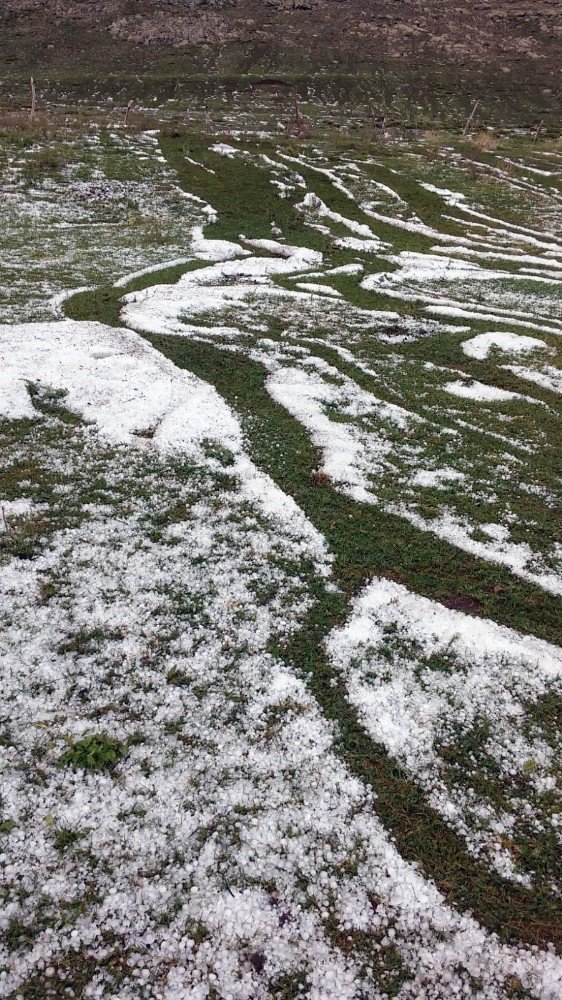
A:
[1,96,561,997]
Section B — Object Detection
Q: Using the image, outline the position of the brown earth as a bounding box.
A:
[0,1,560,117]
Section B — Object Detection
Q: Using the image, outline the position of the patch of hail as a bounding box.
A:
[0,128,204,324]
[461,332,553,360]
[0,319,330,549]
[1,323,561,998]
[120,238,324,338]
[119,227,560,595]
[327,577,562,889]
[502,364,562,395]
[442,380,520,403]
[262,353,560,595]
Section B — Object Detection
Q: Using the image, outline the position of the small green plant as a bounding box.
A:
[26,382,67,403]
[201,438,236,467]
[26,381,77,422]
[23,149,66,178]
[5,917,35,952]
[54,827,84,851]
[59,733,124,772]
[166,666,190,686]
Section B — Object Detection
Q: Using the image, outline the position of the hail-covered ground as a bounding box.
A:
[0,97,561,998]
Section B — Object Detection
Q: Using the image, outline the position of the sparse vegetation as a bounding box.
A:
[59,733,125,771]
[0,88,560,998]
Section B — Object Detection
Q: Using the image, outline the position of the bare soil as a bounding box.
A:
[0,1,560,118]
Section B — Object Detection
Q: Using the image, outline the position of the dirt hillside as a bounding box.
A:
[1,1,560,117]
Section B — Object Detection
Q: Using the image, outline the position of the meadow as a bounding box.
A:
[0,92,561,998]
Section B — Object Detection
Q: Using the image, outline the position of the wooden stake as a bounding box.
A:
[370,108,387,136]
[30,77,36,121]
[285,94,308,137]
[124,100,134,126]
[1,506,10,533]
[294,94,301,132]
[462,100,479,137]
[534,121,544,143]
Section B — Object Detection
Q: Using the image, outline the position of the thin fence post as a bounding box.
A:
[370,106,387,137]
[285,93,308,137]
[462,100,479,137]
[295,94,301,133]
[30,77,36,122]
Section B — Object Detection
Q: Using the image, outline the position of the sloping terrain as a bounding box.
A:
[0,97,561,996]
[0,0,560,122]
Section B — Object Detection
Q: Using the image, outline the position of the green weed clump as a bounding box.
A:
[23,149,66,178]
[60,733,124,772]
[27,382,68,404]
[53,827,85,851]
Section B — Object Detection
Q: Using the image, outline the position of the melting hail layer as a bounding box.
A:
[121,228,562,596]
[0,317,561,997]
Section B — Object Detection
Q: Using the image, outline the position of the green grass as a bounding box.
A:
[57,127,562,948]
[144,333,562,948]
[14,953,130,999]
[53,826,86,852]
[59,733,125,771]
[148,334,560,641]
[65,259,210,326]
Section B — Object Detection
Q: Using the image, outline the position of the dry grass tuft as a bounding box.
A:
[471,130,498,151]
